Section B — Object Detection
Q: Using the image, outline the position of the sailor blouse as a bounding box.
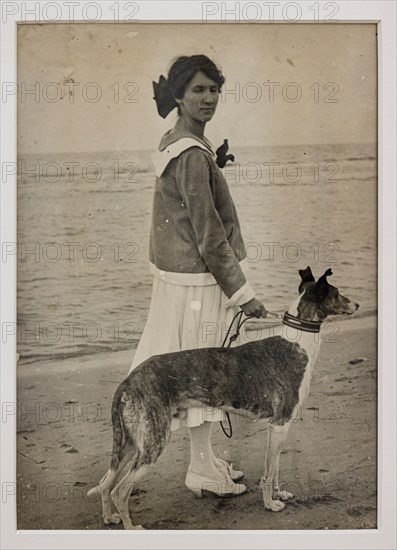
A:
[149,132,255,307]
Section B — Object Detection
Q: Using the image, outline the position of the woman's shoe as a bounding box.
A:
[216,458,244,481]
[185,470,247,498]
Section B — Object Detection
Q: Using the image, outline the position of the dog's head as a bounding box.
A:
[297,266,359,321]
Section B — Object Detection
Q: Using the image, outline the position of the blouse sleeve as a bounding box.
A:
[173,147,255,306]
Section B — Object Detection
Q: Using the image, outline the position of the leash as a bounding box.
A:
[219,308,283,438]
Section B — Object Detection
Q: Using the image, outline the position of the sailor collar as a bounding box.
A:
[151,136,215,178]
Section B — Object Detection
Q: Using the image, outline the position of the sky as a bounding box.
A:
[17,23,377,154]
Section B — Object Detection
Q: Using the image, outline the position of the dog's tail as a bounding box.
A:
[110,389,126,470]
[86,393,126,498]
[86,388,143,498]
[86,470,109,498]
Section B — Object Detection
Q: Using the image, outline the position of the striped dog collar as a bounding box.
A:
[282,311,322,333]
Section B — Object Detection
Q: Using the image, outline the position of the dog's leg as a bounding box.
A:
[110,465,147,530]
[273,451,294,501]
[262,425,293,500]
[87,445,138,525]
[97,469,122,525]
[260,424,290,512]
[109,418,171,529]
[98,458,133,525]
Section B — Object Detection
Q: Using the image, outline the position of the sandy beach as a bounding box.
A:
[17,314,377,530]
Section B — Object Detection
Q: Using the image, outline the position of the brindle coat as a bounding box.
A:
[88,267,359,529]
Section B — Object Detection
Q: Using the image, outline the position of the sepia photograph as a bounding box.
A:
[13,18,378,533]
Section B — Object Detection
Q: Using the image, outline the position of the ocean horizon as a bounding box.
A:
[17,142,377,365]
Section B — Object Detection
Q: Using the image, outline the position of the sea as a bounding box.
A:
[16,142,377,366]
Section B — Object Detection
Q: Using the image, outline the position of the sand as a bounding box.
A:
[17,315,377,530]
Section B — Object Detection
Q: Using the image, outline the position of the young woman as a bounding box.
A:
[129,55,267,497]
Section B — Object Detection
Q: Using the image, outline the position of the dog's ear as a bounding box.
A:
[298,266,315,293]
[314,268,333,300]
[318,268,333,283]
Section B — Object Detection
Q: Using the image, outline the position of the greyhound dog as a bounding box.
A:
[88,267,359,529]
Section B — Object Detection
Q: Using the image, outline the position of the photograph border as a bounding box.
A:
[1,1,396,548]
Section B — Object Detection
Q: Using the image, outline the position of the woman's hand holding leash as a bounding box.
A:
[220,298,266,438]
[240,298,268,318]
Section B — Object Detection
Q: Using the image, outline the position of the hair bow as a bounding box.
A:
[152,75,178,119]
[215,139,235,168]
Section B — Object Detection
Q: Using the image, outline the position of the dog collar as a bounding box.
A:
[282,312,322,333]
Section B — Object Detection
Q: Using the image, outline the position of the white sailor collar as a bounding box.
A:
[151,137,215,178]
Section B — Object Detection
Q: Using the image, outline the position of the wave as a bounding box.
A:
[18,341,139,367]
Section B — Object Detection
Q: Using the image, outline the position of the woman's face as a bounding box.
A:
[177,71,220,123]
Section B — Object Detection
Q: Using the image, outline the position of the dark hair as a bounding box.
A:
[167,55,225,114]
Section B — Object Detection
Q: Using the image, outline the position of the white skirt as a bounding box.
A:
[128,269,242,430]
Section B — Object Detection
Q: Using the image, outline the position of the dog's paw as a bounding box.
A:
[103,513,122,525]
[264,499,286,512]
[274,490,293,501]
